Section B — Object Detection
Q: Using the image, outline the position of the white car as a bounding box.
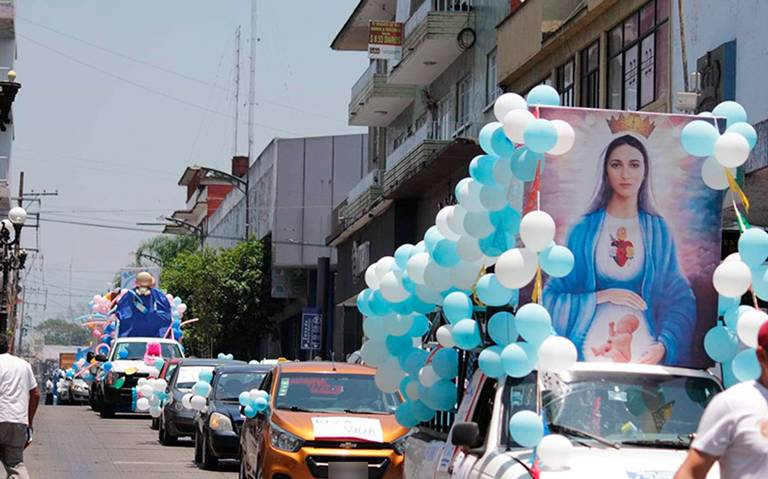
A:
[406,362,722,479]
[70,378,90,403]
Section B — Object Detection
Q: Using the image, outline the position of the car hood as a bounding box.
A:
[110,360,157,375]
[271,409,408,444]
[490,446,720,478]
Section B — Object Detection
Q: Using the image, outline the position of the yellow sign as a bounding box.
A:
[368,21,403,60]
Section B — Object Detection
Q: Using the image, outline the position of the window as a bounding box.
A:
[556,58,575,107]
[456,75,471,129]
[580,41,600,108]
[486,49,502,106]
[608,0,670,110]
[435,95,452,140]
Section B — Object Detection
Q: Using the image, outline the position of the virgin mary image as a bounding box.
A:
[542,114,696,366]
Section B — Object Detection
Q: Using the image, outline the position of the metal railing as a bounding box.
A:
[405,0,473,38]
[346,169,382,204]
[350,60,386,103]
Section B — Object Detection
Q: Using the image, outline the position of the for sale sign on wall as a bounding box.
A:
[368,21,403,60]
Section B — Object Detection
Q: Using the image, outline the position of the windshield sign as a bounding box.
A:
[275,373,401,414]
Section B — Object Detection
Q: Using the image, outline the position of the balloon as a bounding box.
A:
[487,311,518,345]
[429,379,457,411]
[242,405,257,418]
[181,393,193,409]
[435,207,460,241]
[363,315,385,339]
[380,272,410,303]
[712,259,752,298]
[713,100,747,127]
[520,211,556,252]
[149,406,162,418]
[190,395,207,411]
[503,109,536,144]
[238,391,252,407]
[415,284,442,305]
[407,314,430,337]
[407,253,431,284]
[139,384,153,398]
[375,358,405,393]
[446,205,468,237]
[738,228,768,267]
[413,399,435,422]
[410,294,436,314]
[681,120,719,157]
[386,335,412,357]
[549,120,575,155]
[501,343,534,377]
[394,244,415,270]
[523,119,558,153]
[478,184,507,211]
[462,211,494,239]
[449,260,482,290]
[395,402,419,428]
[537,336,577,372]
[511,148,543,182]
[492,153,514,184]
[136,397,150,411]
[405,380,421,401]
[495,248,538,289]
[539,245,574,278]
[732,349,760,382]
[526,85,560,106]
[516,304,553,344]
[361,340,389,366]
[509,410,544,447]
[714,132,750,168]
[494,92,527,122]
[436,325,455,348]
[537,434,573,471]
[402,348,429,376]
[700,156,734,190]
[199,370,213,383]
[736,308,768,348]
[375,256,396,279]
[718,294,740,316]
[365,264,380,289]
[727,122,757,150]
[432,348,459,379]
[478,345,504,378]
[457,235,484,262]
[383,314,414,337]
[452,319,481,350]
[432,239,460,267]
[704,326,739,363]
[418,365,439,387]
[423,261,452,292]
[443,292,473,324]
[193,381,212,397]
[470,153,498,186]
[456,179,485,212]
[476,274,514,307]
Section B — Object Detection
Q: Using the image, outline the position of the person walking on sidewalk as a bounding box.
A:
[674,320,768,479]
[0,334,39,479]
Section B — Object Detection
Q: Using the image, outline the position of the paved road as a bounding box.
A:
[24,405,238,479]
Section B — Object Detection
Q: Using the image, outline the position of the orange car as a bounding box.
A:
[238,361,409,479]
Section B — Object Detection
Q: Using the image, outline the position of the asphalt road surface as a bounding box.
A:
[24,405,237,478]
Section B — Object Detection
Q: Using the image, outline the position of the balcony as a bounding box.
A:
[388,0,474,86]
[0,1,13,39]
[349,60,419,127]
[327,169,391,246]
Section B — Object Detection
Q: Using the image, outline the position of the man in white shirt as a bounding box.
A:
[674,320,768,479]
[0,334,39,479]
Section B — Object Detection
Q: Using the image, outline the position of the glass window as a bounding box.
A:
[655,23,669,102]
[456,75,471,128]
[502,373,538,447]
[214,372,267,401]
[274,373,402,414]
[486,49,501,106]
[174,366,214,391]
[471,378,497,445]
[639,2,655,35]
[556,58,575,107]
[640,34,656,106]
[164,364,178,382]
[609,25,623,57]
[580,41,600,108]
[110,341,182,361]
[624,12,639,46]
[624,44,639,111]
[608,55,623,109]
[435,96,452,140]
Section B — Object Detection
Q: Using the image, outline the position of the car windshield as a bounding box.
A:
[110,342,183,361]
[274,373,401,414]
[214,372,267,401]
[538,371,721,447]
[175,366,214,391]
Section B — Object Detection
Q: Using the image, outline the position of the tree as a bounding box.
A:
[134,235,199,267]
[37,318,91,346]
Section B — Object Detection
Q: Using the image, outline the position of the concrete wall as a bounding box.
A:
[0,35,14,181]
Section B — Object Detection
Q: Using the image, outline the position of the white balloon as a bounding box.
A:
[137,378,149,387]
[456,179,485,212]
[375,358,405,393]
[407,253,431,284]
[418,365,439,387]
[494,93,527,122]
[375,256,397,279]
[181,393,193,409]
[715,132,750,168]
[537,434,573,471]
[436,206,460,240]
[365,264,380,289]
[548,120,575,155]
[447,205,468,236]
[495,248,538,289]
[136,397,150,412]
[712,260,752,298]
[724,252,742,263]
[190,395,207,411]
[463,211,495,239]
[405,380,420,401]
[149,406,162,418]
[701,156,735,190]
[437,325,456,348]
[383,314,414,336]
[737,308,768,348]
[457,235,484,262]
[520,211,556,252]
[492,154,514,185]
[537,336,577,373]
[451,261,483,290]
[423,261,452,292]
[361,340,389,367]
[153,379,167,392]
[380,271,410,302]
[478,184,507,211]
[415,284,442,305]
[502,109,536,144]
[139,384,154,398]
[149,396,160,407]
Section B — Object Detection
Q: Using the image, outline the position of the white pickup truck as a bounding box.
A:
[406,362,722,479]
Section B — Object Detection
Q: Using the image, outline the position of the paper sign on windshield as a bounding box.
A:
[311,417,383,442]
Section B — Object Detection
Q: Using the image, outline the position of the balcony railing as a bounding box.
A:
[351,61,383,103]
[346,168,383,204]
[405,0,473,38]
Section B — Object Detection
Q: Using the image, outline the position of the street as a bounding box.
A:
[24,406,237,479]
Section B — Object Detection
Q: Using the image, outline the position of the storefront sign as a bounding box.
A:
[368,21,403,60]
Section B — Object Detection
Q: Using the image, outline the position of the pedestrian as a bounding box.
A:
[0,333,40,479]
[674,320,768,479]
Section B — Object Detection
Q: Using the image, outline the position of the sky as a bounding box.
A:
[11,0,366,323]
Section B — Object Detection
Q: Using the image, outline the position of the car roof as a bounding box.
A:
[214,364,273,374]
[113,337,181,344]
[567,361,719,380]
[178,358,245,367]
[277,361,376,375]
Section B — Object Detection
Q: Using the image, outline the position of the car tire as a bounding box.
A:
[150,417,159,431]
[201,432,218,470]
[99,404,114,418]
[194,430,203,463]
[160,421,178,446]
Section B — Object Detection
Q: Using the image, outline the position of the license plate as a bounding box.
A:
[328,462,367,479]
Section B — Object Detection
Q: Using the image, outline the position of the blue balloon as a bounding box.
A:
[753,267,768,301]
[424,226,444,255]
[391,299,414,315]
[154,358,165,370]
[386,335,412,357]
[395,244,415,270]
[539,245,575,278]
[488,311,518,345]
[727,122,757,150]
[478,345,505,378]
[443,292,473,323]
[738,228,768,267]
[193,381,211,397]
[401,271,418,293]
[199,370,214,383]
[432,239,460,267]
[489,206,521,232]
[410,294,436,314]
[429,379,457,411]
[713,101,747,128]
[509,410,544,447]
[479,122,514,158]
[501,343,534,378]
[681,120,719,157]
[399,376,414,396]
[704,326,739,363]
[432,348,459,379]
[243,405,257,418]
[718,295,740,316]
[407,314,430,337]
[412,399,435,422]
[526,85,560,106]
[511,148,543,182]
[395,401,419,427]
[523,119,558,153]
[253,396,268,411]
[239,391,252,407]
[118,349,128,359]
[732,348,760,382]
[476,274,514,307]
[173,297,182,306]
[357,289,376,317]
[103,362,113,372]
[452,319,481,350]
[469,154,498,185]
[402,348,429,376]
[369,290,392,316]
[725,305,752,330]
[515,304,552,344]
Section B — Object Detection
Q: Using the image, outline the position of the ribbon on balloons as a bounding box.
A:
[531,267,543,304]
[725,169,750,213]
[731,198,751,233]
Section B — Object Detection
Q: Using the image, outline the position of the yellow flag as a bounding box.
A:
[725,169,750,213]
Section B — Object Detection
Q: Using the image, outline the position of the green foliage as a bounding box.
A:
[134,235,199,267]
[37,318,92,346]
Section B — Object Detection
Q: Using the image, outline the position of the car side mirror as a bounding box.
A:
[451,422,482,449]
[94,354,108,362]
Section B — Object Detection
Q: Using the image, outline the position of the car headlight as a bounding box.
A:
[393,431,415,455]
[173,400,184,411]
[269,421,303,452]
[209,412,233,432]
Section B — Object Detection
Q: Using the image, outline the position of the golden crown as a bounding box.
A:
[606,113,656,138]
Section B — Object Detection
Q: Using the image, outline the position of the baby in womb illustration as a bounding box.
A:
[591,314,640,362]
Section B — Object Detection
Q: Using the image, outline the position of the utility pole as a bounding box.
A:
[245,0,257,239]
[233,25,241,156]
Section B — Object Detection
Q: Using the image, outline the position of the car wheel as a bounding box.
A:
[99,404,114,418]
[150,417,159,431]
[194,430,203,463]
[201,432,218,470]
[160,420,178,446]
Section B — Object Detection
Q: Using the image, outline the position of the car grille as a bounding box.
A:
[120,373,149,389]
[302,440,394,450]
[306,455,389,479]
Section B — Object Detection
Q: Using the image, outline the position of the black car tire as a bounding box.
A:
[194,430,203,463]
[159,419,178,446]
[99,403,114,418]
[201,432,218,470]
[150,417,159,431]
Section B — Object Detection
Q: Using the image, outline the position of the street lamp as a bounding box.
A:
[0,206,27,333]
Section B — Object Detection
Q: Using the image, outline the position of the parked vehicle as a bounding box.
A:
[70,378,90,404]
[239,361,408,479]
[151,357,183,430]
[159,358,243,445]
[194,363,272,469]
[96,337,184,418]
[407,362,723,479]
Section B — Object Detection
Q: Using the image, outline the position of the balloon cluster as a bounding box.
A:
[64,357,92,382]
[238,389,270,418]
[180,369,214,412]
[134,377,169,417]
[356,86,579,447]
[163,295,188,341]
[217,352,235,360]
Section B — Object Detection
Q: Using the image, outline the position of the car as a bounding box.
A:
[238,361,409,479]
[159,358,245,445]
[151,357,183,430]
[70,378,90,404]
[194,364,273,470]
[56,376,71,405]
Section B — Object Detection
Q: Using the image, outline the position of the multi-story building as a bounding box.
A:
[0,0,17,214]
